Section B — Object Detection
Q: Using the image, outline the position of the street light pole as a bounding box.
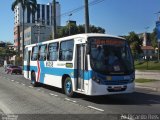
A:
[68,13,72,35]
[84,0,90,33]
[52,0,57,39]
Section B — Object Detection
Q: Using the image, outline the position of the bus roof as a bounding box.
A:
[25,33,125,48]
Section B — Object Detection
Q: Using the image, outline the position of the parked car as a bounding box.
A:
[6,65,22,74]
[4,64,13,72]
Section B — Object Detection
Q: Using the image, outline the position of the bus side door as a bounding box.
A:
[76,40,88,92]
[77,44,85,90]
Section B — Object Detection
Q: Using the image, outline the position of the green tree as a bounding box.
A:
[150,28,158,48]
[89,25,105,33]
[77,25,85,33]
[11,0,37,58]
[126,32,143,58]
[57,24,105,38]
[15,56,23,66]
[6,42,13,45]
[0,47,17,61]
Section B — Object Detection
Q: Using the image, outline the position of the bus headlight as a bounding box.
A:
[92,72,101,84]
[129,76,135,83]
[130,78,135,83]
[93,78,101,84]
[96,79,101,83]
[92,76,101,84]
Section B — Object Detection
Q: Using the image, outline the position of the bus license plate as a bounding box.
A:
[113,86,122,90]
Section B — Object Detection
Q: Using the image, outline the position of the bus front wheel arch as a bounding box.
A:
[31,71,38,87]
[62,75,74,97]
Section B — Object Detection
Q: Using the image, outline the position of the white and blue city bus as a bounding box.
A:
[24,33,135,97]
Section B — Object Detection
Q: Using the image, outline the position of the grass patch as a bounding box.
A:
[135,79,158,83]
[135,61,160,70]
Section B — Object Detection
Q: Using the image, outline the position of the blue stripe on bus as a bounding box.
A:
[24,64,134,83]
[23,65,91,80]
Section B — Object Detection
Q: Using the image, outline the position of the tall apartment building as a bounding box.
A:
[13,2,61,54]
[14,2,60,26]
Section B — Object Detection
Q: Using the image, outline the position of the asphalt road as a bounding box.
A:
[0,67,160,120]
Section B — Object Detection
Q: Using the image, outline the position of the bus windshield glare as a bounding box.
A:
[89,37,134,75]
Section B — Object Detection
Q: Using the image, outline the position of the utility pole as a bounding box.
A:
[84,0,90,33]
[68,13,72,35]
[52,0,57,39]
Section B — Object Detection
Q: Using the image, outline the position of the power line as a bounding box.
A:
[57,0,105,18]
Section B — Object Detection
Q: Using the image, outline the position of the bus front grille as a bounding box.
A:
[102,80,130,85]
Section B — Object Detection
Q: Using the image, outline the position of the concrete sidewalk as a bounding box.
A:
[135,80,160,92]
[135,70,160,80]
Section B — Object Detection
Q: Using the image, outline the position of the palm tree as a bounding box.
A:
[11,0,37,59]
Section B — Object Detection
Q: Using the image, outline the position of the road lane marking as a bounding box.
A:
[0,101,13,114]
[36,89,41,91]
[11,80,15,82]
[49,93,58,97]
[149,100,160,103]
[87,106,104,112]
[21,83,25,86]
[65,98,77,103]
[16,82,19,84]
[28,86,33,88]
[136,85,157,91]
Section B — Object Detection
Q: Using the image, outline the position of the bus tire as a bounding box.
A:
[64,77,74,97]
[31,72,38,87]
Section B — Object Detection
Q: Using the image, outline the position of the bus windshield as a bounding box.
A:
[89,37,134,75]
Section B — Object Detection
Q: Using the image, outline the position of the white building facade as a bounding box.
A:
[13,2,61,55]
[14,2,61,26]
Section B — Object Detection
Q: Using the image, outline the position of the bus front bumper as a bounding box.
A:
[88,81,135,96]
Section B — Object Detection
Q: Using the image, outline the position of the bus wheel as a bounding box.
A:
[64,77,74,97]
[31,72,38,87]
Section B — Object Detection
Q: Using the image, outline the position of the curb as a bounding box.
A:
[135,85,160,92]
[136,70,160,72]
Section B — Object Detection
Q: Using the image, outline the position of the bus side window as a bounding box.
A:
[31,46,39,61]
[59,40,74,61]
[39,45,47,61]
[48,42,59,61]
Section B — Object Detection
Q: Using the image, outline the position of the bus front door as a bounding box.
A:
[77,44,85,91]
